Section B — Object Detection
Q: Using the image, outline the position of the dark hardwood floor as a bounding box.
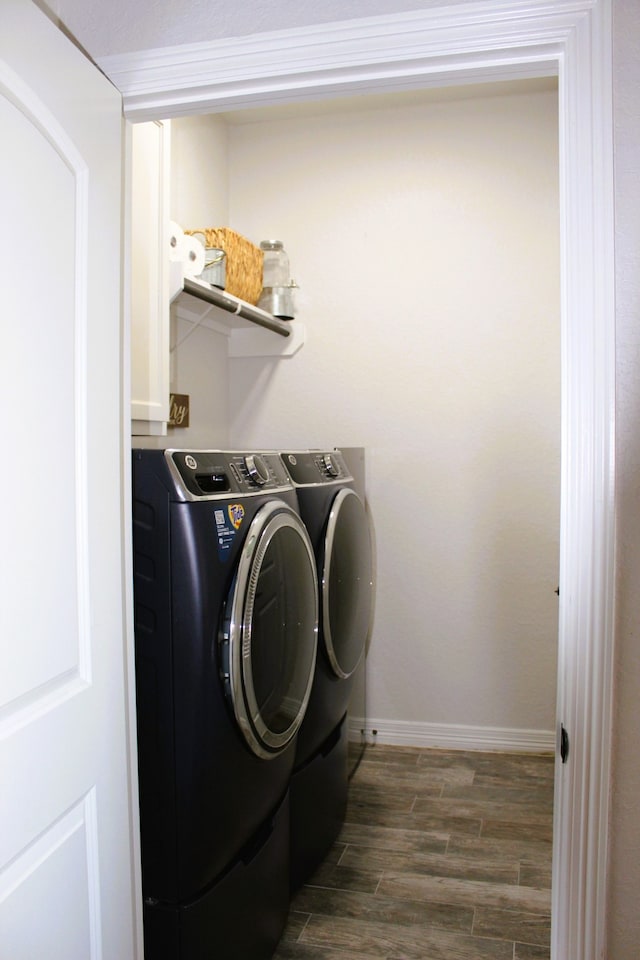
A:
[274,743,554,959]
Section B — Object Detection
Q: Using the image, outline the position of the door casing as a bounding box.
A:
[105,2,615,957]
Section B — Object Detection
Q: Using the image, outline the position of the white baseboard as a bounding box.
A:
[348,716,555,753]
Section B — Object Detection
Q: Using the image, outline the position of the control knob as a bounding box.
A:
[245,454,270,486]
[322,453,339,477]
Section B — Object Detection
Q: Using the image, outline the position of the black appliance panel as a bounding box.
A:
[132,449,317,906]
[279,450,374,766]
[164,449,292,499]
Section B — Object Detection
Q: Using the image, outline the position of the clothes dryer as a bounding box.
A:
[132,449,318,960]
[280,449,374,888]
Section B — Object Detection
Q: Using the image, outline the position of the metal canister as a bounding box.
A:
[190,231,226,289]
[200,247,226,289]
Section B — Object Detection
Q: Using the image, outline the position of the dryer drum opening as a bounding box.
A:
[322,487,374,679]
[222,501,319,759]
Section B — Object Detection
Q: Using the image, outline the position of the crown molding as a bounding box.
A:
[96,0,585,119]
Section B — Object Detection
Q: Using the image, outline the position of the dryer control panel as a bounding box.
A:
[280,450,351,486]
[163,449,293,499]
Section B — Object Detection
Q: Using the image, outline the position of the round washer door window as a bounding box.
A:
[222,500,318,758]
[322,488,374,679]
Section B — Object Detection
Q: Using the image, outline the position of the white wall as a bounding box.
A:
[168,116,232,448]
[223,84,560,742]
[608,0,640,954]
[136,115,233,449]
[170,114,229,228]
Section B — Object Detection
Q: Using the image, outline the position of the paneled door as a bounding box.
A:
[0,2,139,958]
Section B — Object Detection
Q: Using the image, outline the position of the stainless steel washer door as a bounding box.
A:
[222,500,318,759]
[322,488,374,679]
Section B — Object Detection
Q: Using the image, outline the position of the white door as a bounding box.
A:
[0,2,139,958]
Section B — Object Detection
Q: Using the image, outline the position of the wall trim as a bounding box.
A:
[102,3,615,958]
[348,717,555,753]
[98,2,566,120]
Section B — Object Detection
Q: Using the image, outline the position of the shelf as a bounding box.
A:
[171,273,305,358]
[181,277,292,336]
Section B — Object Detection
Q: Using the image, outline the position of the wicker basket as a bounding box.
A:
[186,227,263,305]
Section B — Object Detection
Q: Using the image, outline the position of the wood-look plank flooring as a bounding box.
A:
[274,744,554,959]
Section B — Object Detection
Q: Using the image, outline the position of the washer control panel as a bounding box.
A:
[168,450,292,498]
[281,450,351,485]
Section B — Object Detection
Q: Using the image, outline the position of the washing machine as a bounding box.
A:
[279,449,375,889]
[131,448,318,960]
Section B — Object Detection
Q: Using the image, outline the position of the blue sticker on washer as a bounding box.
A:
[215,504,245,558]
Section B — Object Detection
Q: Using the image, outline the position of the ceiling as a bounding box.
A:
[52,0,471,59]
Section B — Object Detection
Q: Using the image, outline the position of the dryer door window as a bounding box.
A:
[222,501,318,759]
[322,488,374,679]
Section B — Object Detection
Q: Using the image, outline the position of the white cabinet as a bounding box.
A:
[130,121,305,436]
[131,120,171,436]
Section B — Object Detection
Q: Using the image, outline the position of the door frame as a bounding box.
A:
[104,2,615,957]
